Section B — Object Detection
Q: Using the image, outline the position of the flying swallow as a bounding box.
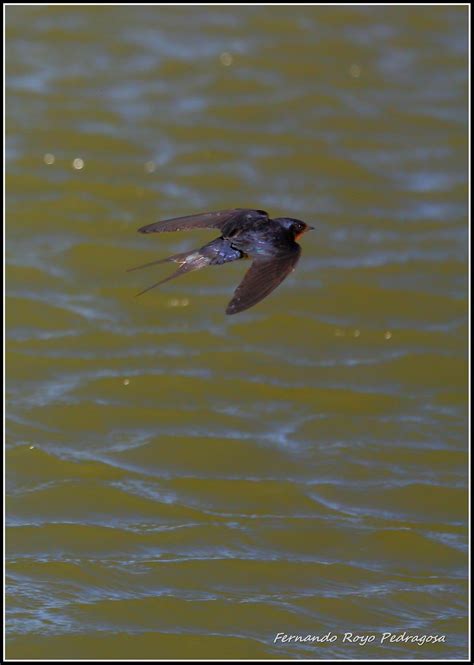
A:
[128,208,313,314]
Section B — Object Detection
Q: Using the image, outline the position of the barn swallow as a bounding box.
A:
[128,208,313,314]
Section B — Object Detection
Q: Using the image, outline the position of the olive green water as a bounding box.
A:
[6,5,468,661]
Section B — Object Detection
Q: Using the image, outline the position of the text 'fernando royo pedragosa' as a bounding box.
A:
[273,631,446,646]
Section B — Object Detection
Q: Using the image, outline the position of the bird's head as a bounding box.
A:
[276,217,314,240]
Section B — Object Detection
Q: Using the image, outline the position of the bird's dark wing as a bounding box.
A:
[226,245,301,315]
[137,209,269,234]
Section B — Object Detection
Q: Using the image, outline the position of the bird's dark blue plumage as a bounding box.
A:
[128,208,313,314]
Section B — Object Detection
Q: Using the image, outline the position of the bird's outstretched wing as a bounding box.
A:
[226,245,301,315]
[138,208,268,234]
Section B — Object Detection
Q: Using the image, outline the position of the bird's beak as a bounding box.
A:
[306,225,315,232]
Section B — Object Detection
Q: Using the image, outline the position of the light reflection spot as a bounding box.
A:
[220,52,233,66]
[350,64,361,78]
[168,298,190,307]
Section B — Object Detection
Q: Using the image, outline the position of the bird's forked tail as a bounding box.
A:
[126,248,212,297]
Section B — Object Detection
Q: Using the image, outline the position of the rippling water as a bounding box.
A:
[6,5,468,660]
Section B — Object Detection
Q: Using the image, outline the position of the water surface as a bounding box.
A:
[6,5,468,660]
